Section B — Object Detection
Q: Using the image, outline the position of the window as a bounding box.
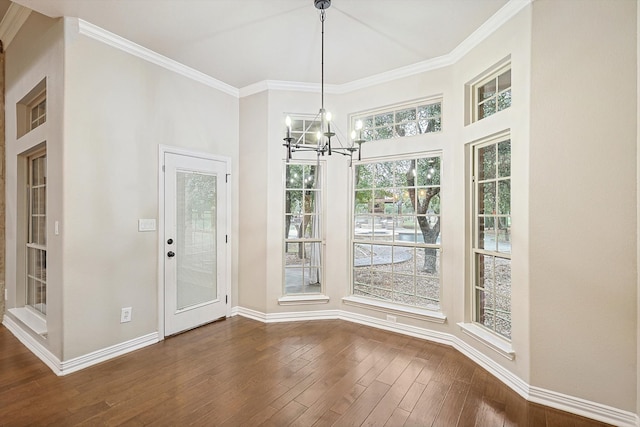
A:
[473,66,511,122]
[472,138,511,339]
[26,149,47,316]
[284,161,323,295]
[17,78,47,138]
[352,154,441,310]
[290,116,321,146]
[352,99,442,143]
[30,96,46,131]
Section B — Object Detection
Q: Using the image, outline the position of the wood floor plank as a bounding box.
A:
[403,379,450,427]
[361,358,426,426]
[0,319,616,427]
[432,379,471,427]
[332,379,391,427]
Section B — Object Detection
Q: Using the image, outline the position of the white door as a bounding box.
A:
[164,151,228,336]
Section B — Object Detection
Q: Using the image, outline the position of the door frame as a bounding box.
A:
[157,145,232,339]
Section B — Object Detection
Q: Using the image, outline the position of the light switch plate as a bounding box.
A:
[138,219,156,232]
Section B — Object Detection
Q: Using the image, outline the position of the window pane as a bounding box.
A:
[478,182,496,215]
[393,247,415,274]
[355,163,374,189]
[395,108,416,122]
[498,69,511,92]
[428,118,442,133]
[478,98,496,120]
[478,79,497,100]
[497,141,511,177]
[498,181,510,215]
[285,190,302,214]
[395,122,417,137]
[375,113,393,127]
[477,216,496,251]
[498,89,511,111]
[374,163,394,188]
[393,159,412,186]
[374,126,394,140]
[418,157,440,186]
[497,218,511,254]
[477,145,496,180]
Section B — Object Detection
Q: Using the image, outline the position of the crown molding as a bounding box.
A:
[239,0,533,97]
[76,19,239,98]
[0,2,32,49]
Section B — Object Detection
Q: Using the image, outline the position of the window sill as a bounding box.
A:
[458,322,515,360]
[8,307,47,336]
[278,295,330,306]
[342,296,446,324]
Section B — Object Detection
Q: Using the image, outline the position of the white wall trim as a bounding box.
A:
[0,2,32,49]
[342,295,447,324]
[235,306,637,427]
[239,0,533,97]
[3,315,159,376]
[528,386,638,427]
[69,1,531,100]
[3,315,62,375]
[75,19,239,98]
[59,332,159,375]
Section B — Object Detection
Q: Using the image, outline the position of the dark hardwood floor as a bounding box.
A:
[0,316,612,426]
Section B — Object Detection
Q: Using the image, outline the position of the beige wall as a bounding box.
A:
[61,18,239,359]
[238,91,269,312]
[529,0,637,410]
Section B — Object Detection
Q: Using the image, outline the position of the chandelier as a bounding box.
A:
[283,0,365,164]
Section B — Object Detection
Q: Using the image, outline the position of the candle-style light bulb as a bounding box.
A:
[285,116,292,139]
[316,131,323,141]
[355,120,363,130]
[351,130,357,140]
[325,111,332,122]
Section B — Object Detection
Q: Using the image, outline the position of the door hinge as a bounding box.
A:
[225,235,228,243]
[225,173,230,183]
[226,295,228,304]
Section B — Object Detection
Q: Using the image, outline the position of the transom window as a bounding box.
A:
[284,161,323,295]
[352,154,441,310]
[352,100,442,143]
[289,116,321,146]
[30,96,46,131]
[472,138,511,339]
[474,67,511,121]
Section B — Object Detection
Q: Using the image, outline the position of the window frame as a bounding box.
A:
[471,135,511,341]
[282,159,326,298]
[471,63,512,123]
[25,148,47,318]
[351,97,442,143]
[349,152,443,314]
[29,92,47,131]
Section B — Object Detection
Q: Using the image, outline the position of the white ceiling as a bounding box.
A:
[12,0,509,89]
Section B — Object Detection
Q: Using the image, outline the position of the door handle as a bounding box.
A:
[167,251,175,258]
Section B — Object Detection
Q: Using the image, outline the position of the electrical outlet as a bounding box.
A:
[121,307,132,323]
[386,314,397,323]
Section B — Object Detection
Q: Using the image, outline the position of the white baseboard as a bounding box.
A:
[60,332,159,375]
[3,315,159,376]
[236,306,639,427]
[3,315,62,374]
